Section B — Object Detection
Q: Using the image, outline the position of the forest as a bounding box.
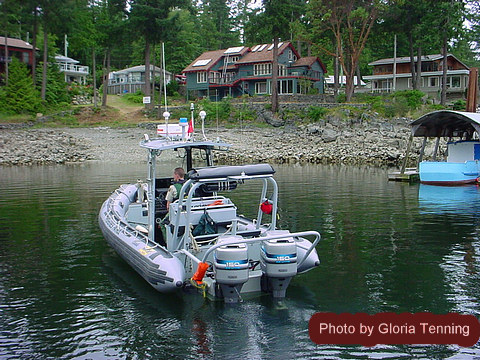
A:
[1,0,479,114]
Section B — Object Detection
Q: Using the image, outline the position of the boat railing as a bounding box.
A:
[172,176,279,250]
[104,196,168,253]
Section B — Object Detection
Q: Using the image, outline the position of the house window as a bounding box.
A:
[255,82,267,94]
[224,72,234,83]
[22,52,29,64]
[279,79,294,94]
[278,64,287,76]
[209,71,220,84]
[450,76,461,88]
[421,62,438,72]
[288,50,297,62]
[429,77,438,87]
[228,56,239,63]
[374,65,393,74]
[197,71,207,83]
[254,63,272,76]
[381,80,392,91]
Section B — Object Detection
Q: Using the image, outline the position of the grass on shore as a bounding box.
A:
[0,113,33,123]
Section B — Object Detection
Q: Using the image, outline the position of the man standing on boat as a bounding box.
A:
[166,167,186,210]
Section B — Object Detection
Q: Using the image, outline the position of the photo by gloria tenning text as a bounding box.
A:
[309,312,480,347]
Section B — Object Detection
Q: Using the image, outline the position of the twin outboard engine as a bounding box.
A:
[260,230,297,298]
[214,235,249,303]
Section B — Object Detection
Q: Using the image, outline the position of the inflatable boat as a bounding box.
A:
[99,122,321,302]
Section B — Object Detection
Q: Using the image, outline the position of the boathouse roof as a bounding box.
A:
[410,110,480,138]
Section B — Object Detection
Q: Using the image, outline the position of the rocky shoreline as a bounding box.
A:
[0,118,427,167]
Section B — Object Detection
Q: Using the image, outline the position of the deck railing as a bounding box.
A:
[57,63,89,74]
[208,68,323,86]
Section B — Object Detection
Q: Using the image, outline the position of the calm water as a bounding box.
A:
[1,162,480,359]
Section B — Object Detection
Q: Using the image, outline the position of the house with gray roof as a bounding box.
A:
[107,65,172,95]
[182,42,326,99]
[55,55,89,84]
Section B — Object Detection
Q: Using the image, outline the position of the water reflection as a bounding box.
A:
[418,184,480,215]
[0,163,479,358]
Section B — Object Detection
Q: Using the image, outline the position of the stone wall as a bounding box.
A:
[230,95,367,114]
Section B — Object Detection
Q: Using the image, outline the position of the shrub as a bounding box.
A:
[336,93,347,103]
[67,84,93,97]
[365,90,425,118]
[235,100,256,121]
[452,99,466,111]
[123,89,145,104]
[166,80,179,96]
[392,89,424,109]
[307,106,328,122]
[197,98,231,122]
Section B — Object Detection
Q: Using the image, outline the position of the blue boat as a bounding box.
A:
[411,110,480,185]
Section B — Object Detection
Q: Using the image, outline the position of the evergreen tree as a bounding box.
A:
[36,62,71,106]
[164,9,202,75]
[37,0,73,100]
[0,58,42,114]
[0,0,24,86]
[197,0,240,50]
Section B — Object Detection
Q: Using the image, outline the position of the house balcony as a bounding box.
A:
[108,78,145,86]
[208,68,323,86]
[58,63,89,76]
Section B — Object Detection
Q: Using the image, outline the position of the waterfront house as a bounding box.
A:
[107,65,172,95]
[325,75,366,93]
[363,54,470,97]
[55,55,89,84]
[0,36,36,74]
[182,42,326,100]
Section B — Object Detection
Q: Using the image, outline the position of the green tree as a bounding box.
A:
[196,0,240,50]
[0,58,42,114]
[0,0,24,86]
[307,0,385,101]
[22,0,41,85]
[164,8,202,75]
[434,0,465,105]
[262,0,304,113]
[36,62,71,106]
[95,0,128,106]
[37,0,73,100]
[129,0,186,108]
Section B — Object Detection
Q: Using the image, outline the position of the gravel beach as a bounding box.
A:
[0,119,421,167]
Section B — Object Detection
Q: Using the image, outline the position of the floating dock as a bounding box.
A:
[388,168,419,182]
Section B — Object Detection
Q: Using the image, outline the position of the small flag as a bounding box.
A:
[188,119,194,133]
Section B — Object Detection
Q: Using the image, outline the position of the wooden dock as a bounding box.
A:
[388,168,419,182]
